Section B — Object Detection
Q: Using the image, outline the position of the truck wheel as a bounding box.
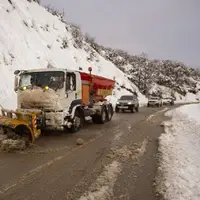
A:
[147,103,150,107]
[107,104,113,121]
[135,105,139,112]
[92,115,98,124]
[131,107,135,113]
[69,110,83,133]
[98,106,107,124]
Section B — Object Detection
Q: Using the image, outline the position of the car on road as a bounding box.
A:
[147,96,162,107]
[115,94,139,113]
[162,97,175,106]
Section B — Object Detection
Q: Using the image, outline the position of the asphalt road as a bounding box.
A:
[0,106,173,200]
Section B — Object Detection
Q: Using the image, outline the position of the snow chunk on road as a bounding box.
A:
[157,104,200,200]
[0,139,26,152]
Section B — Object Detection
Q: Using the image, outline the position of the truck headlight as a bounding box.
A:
[128,102,132,105]
[117,102,119,104]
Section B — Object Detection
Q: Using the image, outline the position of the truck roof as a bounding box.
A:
[18,68,75,73]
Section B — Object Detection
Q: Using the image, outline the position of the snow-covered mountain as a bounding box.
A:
[86,39,200,102]
[0,0,147,109]
[0,0,199,110]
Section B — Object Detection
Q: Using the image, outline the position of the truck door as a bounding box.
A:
[66,72,77,100]
[65,72,82,107]
[65,72,83,116]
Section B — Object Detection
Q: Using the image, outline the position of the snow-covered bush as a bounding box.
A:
[27,0,40,4]
[44,5,65,22]
[61,37,68,49]
[70,23,84,48]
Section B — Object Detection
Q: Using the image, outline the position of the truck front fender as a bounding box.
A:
[70,104,82,119]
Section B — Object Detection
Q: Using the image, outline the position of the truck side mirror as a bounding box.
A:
[14,76,19,92]
[14,70,21,75]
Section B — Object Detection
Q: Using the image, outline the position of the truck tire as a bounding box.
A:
[69,109,84,133]
[92,115,98,124]
[96,106,107,124]
[147,103,150,107]
[107,104,113,121]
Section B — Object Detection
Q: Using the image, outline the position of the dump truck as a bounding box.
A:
[0,67,115,144]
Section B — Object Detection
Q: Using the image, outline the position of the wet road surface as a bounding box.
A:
[0,106,173,200]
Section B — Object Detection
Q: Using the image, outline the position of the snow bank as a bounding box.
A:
[149,83,200,104]
[0,0,146,109]
[157,104,200,200]
[175,92,200,104]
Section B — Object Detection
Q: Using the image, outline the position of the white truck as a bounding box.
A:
[0,67,115,143]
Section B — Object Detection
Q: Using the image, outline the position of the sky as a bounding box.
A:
[41,0,200,67]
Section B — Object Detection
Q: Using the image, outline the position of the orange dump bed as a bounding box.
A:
[80,72,115,89]
[79,72,115,104]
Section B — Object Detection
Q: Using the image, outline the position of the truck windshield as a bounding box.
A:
[19,71,64,90]
[120,95,134,100]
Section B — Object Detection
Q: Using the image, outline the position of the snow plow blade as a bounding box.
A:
[0,109,41,144]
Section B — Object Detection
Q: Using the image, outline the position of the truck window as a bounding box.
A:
[19,71,64,90]
[66,73,76,91]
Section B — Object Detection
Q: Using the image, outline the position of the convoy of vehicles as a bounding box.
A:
[147,96,175,107]
[0,67,175,144]
[115,95,139,113]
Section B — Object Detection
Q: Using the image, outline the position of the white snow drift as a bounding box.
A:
[0,0,147,110]
[157,104,200,200]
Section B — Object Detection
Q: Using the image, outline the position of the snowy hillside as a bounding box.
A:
[0,0,146,109]
[86,40,200,102]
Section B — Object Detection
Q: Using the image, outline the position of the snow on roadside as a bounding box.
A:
[156,104,200,200]
[175,92,200,104]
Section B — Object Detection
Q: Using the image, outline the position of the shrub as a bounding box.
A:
[44,5,65,22]
[70,23,84,48]
[27,0,40,4]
